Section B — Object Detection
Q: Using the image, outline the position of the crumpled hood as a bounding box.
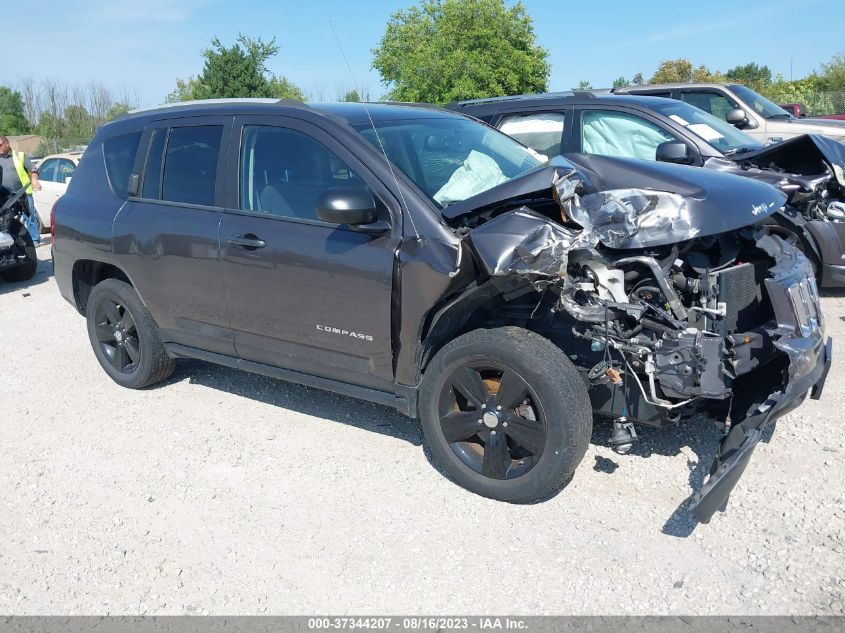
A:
[451,154,786,250]
[733,133,845,188]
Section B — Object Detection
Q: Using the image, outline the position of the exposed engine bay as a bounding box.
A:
[444,159,830,521]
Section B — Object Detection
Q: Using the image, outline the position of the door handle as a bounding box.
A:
[228,234,266,250]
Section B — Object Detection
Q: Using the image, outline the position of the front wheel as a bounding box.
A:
[86,278,176,389]
[419,327,592,503]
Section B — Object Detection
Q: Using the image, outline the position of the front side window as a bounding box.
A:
[353,117,542,207]
[161,126,222,206]
[728,84,791,119]
[103,131,143,198]
[37,159,57,182]
[581,110,676,160]
[680,91,735,120]
[239,125,366,221]
[648,99,762,155]
[498,112,566,157]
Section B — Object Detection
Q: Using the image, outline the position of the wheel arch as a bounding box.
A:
[71,259,133,315]
[414,279,555,385]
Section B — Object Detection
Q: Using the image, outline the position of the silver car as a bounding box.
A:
[612,82,845,144]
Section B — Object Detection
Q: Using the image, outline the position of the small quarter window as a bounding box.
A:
[142,129,167,199]
[103,131,143,198]
[162,126,222,206]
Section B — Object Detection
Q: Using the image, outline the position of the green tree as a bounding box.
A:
[340,89,361,102]
[612,76,628,88]
[819,53,845,91]
[167,34,303,102]
[63,104,93,140]
[166,77,202,103]
[0,86,30,135]
[574,80,592,90]
[372,0,550,104]
[650,59,723,84]
[650,59,693,83]
[725,62,772,90]
[631,72,645,85]
[267,75,305,101]
[105,102,132,122]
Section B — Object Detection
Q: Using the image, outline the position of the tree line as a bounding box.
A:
[0,79,138,153]
[3,0,845,155]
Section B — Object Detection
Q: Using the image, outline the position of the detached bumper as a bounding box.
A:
[689,332,831,523]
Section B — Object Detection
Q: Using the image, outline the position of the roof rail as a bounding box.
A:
[450,90,601,107]
[127,97,300,115]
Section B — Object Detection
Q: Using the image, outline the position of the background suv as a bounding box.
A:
[611,82,845,144]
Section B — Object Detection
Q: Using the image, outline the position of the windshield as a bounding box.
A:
[729,84,792,120]
[353,117,543,207]
[648,99,763,155]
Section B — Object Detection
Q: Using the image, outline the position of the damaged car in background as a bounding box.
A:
[52,101,830,524]
[450,93,845,287]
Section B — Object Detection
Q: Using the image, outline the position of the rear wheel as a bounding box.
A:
[86,278,175,389]
[419,327,592,503]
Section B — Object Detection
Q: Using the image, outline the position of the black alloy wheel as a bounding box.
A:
[439,363,546,480]
[420,327,593,503]
[85,278,176,389]
[93,297,141,374]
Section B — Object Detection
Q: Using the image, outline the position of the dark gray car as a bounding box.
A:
[52,100,830,522]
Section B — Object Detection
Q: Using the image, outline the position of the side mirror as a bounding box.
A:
[726,108,749,128]
[656,140,695,165]
[315,186,387,234]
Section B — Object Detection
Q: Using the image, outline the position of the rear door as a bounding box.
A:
[219,115,400,389]
[113,116,235,355]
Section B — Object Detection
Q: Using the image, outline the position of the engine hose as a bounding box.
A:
[616,255,687,321]
[641,317,677,335]
[617,323,643,338]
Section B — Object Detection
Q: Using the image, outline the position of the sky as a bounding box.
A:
[2,0,844,108]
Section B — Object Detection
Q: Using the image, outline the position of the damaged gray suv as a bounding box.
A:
[52,100,830,522]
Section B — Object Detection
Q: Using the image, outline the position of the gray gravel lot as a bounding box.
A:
[0,248,843,615]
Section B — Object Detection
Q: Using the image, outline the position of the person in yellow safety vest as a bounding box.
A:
[0,135,42,245]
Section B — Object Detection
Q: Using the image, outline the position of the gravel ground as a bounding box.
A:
[0,248,843,615]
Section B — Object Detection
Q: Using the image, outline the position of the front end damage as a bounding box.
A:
[705,134,845,286]
[455,161,830,522]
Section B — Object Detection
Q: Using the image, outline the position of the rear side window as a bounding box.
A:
[103,131,142,198]
[162,126,222,206]
[498,112,566,157]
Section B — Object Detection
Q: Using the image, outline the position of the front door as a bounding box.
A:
[219,115,400,390]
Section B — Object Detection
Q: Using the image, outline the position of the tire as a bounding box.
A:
[0,229,37,283]
[419,326,592,503]
[85,278,176,389]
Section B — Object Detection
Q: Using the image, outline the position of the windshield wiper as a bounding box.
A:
[767,114,792,120]
[724,146,759,157]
